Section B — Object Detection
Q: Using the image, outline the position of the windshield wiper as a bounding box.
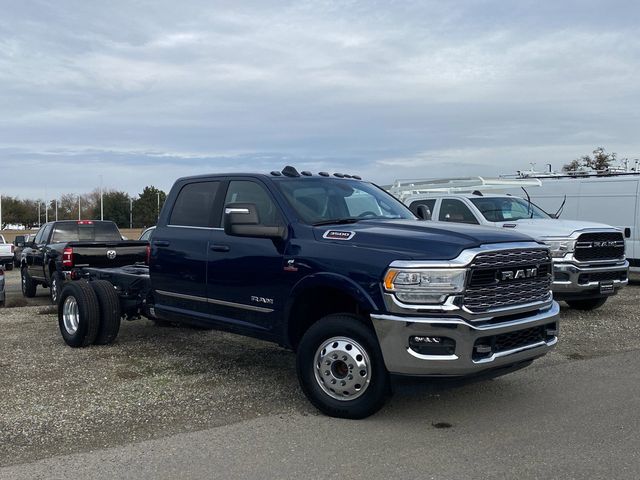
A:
[312,218,361,226]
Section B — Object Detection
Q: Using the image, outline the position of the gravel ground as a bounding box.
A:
[1,277,639,467]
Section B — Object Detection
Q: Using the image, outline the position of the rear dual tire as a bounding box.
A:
[58,280,121,347]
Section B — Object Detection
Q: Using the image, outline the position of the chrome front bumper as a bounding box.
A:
[552,259,628,296]
[371,302,559,376]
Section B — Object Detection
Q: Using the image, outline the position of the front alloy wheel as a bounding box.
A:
[313,336,371,401]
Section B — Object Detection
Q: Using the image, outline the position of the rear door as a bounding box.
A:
[206,179,287,333]
[151,180,223,318]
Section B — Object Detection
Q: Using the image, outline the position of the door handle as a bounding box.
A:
[154,240,170,247]
[210,244,230,252]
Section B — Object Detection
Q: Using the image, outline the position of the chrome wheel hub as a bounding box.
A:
[314,336,371,401]
[62,296,80,335]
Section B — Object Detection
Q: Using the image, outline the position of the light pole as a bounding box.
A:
[55,198,58,221]
[99,175,104,221]
[37,203,41,227]
[129,197,133,229]
[78,195,81,221]
[156,192,160,221]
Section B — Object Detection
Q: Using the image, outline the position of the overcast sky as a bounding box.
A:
[1,0,639,199]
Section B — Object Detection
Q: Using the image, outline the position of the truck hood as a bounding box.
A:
[313,219,539,260]
[495,218,620,239]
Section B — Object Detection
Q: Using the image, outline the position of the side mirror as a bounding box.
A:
[224,203,286,239]
[415,205,432,221]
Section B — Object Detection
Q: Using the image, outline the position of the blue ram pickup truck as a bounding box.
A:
[57,166,559,418]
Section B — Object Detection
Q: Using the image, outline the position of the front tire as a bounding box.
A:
[21,267,37,298]
[566,297,608,310]
[296,314,390,419]
[50,271,63,305]
[58,281,100,347]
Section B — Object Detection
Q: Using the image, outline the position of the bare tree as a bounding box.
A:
[563,147,616,173]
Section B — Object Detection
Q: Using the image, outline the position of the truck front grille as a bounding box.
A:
[463,249,552,313]
[574,232,625,261]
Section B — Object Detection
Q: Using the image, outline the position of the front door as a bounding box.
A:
[206,179,287,334]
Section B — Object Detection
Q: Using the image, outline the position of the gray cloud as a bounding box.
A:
[1,0,639,198]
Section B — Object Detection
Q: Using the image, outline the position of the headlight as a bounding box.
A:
[542,238,576,258]
[383,268,466,304]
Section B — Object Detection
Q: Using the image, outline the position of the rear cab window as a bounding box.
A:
[51,222,122,243]
[169,181,221,227]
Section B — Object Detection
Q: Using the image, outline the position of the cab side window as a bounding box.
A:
[438,199,479,225]
[223,181,282,226]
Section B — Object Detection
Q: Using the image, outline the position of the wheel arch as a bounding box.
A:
[285,273,381,350]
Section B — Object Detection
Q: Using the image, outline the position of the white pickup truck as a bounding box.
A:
[390,178,628,310]
[0,234,14,271]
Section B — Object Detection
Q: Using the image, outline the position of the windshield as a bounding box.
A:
[470,197,550,222]
[274,178,415,224]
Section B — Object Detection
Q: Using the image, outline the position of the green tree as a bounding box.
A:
[133,186,166,228]
[99,191,131,228]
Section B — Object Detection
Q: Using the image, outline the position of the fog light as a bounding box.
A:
[409,336,455,355]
